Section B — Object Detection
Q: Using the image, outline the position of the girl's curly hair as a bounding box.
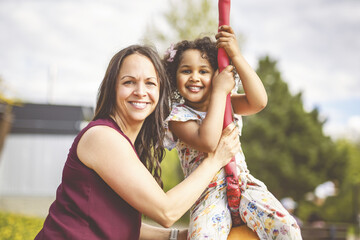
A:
[163,37,218,101]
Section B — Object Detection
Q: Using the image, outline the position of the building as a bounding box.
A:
[0,103,93,216]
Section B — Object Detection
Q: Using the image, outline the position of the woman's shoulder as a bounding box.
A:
[77,119,135,168]
[82,124,119,140]
[86,118,119,130]
[81,120,130,148]
[81,118,129,138]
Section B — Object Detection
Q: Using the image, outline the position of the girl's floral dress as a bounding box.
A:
[164,103,302,240]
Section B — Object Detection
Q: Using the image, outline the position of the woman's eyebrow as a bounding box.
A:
[120,75,157,80]
[120,75,134,80]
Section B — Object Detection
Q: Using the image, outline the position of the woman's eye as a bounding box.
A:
[123,80,134,85]
[146,81,157,86]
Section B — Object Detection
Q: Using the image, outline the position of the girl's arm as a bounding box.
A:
[169,65,235,152]
[77,123,239,228]
[216,25,268,116]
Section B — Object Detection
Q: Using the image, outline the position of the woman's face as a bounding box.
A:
[115,53,160,125]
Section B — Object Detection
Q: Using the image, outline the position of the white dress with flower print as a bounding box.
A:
[164,103,302,240]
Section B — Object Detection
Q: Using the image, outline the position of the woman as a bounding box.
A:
[35,45,239,240]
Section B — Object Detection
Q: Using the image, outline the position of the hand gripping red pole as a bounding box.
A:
[218,0,242,226]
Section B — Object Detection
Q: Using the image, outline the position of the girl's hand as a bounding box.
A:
[207,123,240,168]
[212,65,235,95]
[216,25,240,59]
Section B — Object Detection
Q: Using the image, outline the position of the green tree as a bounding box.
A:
[319,140,360,222]
[242,56,347,202]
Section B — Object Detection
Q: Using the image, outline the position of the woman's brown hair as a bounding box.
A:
[93,45,170,188]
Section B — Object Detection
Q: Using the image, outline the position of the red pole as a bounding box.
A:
[218,0,242,226]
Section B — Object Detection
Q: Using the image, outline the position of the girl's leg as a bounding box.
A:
[239,179,302,240]
[188,183,231,240]
[188,207,231,240]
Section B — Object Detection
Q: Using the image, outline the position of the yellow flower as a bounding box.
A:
[265,218,275,232]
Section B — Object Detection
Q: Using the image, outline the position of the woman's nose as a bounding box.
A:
[134,83,147,96]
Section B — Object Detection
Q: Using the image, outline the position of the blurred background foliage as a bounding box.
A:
[0,212,43,240]
[151,0,360,226]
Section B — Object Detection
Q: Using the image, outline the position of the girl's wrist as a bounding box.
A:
[231,53,243,62]
[211,88,229,99]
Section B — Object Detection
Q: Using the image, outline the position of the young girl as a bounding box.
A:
[163,25,302,240]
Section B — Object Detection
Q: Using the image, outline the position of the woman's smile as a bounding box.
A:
[129,100,150,109]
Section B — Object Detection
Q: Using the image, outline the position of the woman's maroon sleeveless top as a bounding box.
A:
[35,118,141,240]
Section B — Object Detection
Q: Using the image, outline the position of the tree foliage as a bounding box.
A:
[242,56,347,204]
[318,140,360,222]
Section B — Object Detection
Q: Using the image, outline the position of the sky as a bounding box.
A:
[0,0,359,141]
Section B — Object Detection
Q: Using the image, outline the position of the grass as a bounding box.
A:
[0,210,187,240]
[0,211,44,240]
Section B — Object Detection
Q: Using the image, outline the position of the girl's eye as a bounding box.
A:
[200,70,209,74]
[181,70,191,74]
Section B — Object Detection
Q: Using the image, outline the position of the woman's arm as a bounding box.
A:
[77,124,239,228]
[169,65,235,152]
[216,25,268,116]
[139,223,187,240]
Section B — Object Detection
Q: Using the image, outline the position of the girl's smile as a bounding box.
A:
[187,85,203,93]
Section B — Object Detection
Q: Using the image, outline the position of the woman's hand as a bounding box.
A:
[212,65,235,96]
[216,25,240,59]
[178,229,188,240]
[207,123,240,168]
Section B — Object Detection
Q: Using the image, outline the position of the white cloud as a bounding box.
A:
[324,115,360,142]
[232,0,360,140]
[346,116,360,142]
[0,0,164,104]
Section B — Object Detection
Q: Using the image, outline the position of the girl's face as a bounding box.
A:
[115,53,160,125]
[176,49,214,111]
